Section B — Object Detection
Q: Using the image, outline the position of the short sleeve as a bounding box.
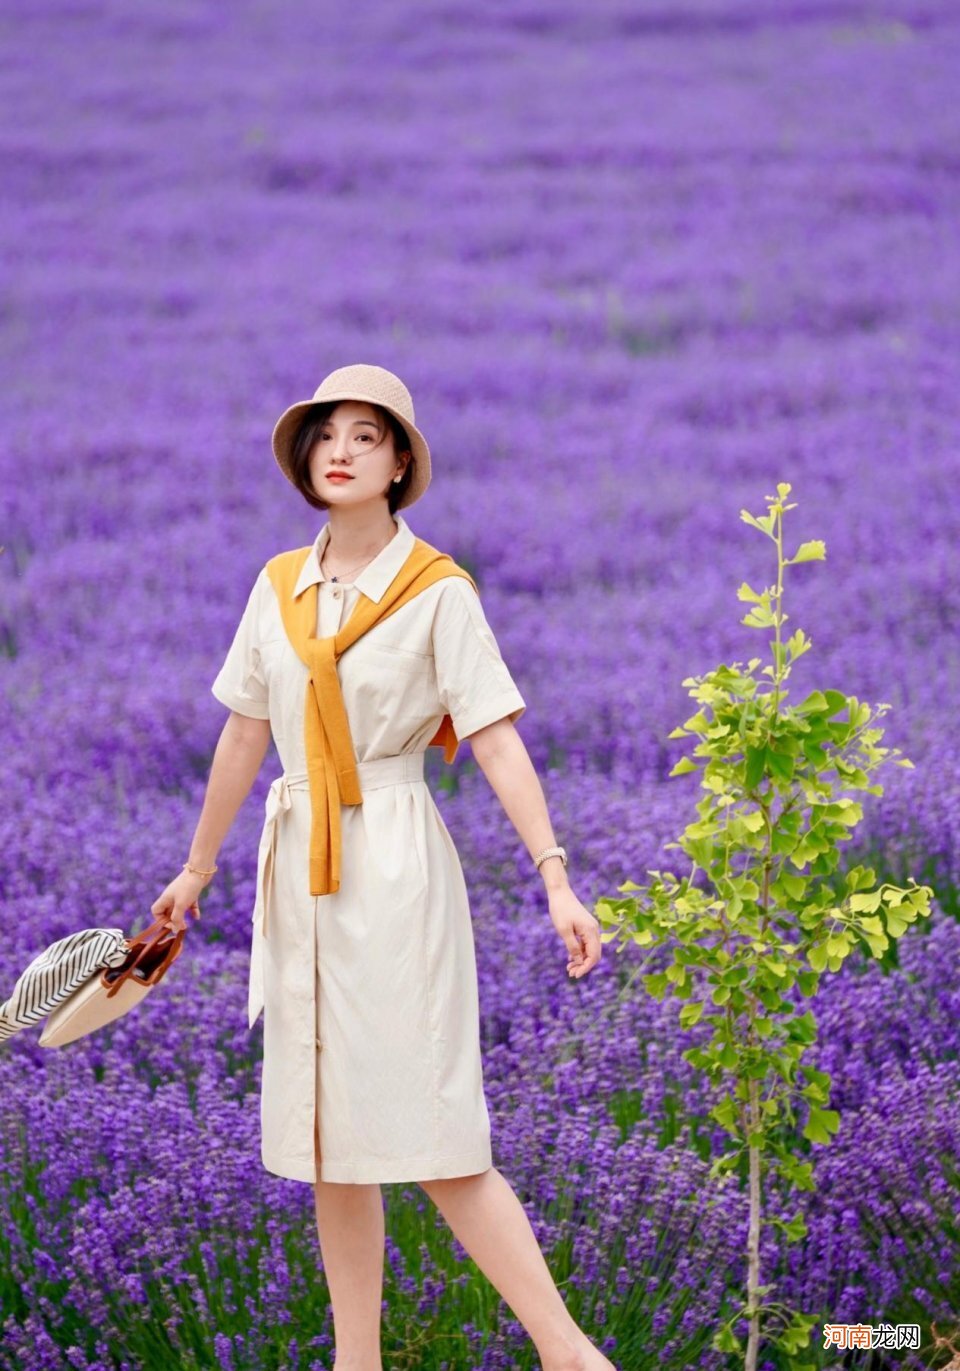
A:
[210,569,271,720]
[432,578,526,740]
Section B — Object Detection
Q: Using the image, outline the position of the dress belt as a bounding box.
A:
[247,752,426,1030]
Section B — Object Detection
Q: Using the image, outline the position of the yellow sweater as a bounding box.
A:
[264,536,478,895]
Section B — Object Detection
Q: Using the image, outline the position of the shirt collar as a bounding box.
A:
[292,512,416,604]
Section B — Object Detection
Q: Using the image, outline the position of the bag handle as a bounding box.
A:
[103,914,193,999]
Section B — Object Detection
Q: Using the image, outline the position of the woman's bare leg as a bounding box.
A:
[314,1124,386,1371]
[418,1167,616,1371]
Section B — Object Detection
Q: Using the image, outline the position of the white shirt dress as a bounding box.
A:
[210,513,526,1184]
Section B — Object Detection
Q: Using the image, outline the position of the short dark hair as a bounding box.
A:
[289,401,415,514]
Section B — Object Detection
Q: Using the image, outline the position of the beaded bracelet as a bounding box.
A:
[533,845,567,870]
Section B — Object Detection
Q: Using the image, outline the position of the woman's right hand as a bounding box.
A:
[150,870,207,935]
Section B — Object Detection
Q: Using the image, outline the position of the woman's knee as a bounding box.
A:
[417,1167,493,1198]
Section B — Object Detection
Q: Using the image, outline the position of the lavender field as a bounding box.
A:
[2,0,959,1367]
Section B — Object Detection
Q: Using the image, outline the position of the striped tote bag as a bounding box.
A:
[0,918,188,1048]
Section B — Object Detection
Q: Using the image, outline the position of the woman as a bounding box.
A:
[151,365,616,1371]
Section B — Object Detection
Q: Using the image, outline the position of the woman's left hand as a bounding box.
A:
[548,886,603,979]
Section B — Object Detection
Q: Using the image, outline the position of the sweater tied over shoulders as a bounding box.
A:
[264,537,477,897]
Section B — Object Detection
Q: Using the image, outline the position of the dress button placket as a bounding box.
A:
[315,581,343,1077]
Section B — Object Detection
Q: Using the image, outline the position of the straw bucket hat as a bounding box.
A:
[271,364,432,509]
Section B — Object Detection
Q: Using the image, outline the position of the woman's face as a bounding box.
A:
[308,400,409,507]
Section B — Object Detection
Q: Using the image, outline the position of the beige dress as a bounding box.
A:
[210,513,526,1184]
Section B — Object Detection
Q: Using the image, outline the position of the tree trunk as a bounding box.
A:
[745,1074,761,1371]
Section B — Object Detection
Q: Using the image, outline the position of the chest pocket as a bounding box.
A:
[258,636,302,690]
[340,640,438,729]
